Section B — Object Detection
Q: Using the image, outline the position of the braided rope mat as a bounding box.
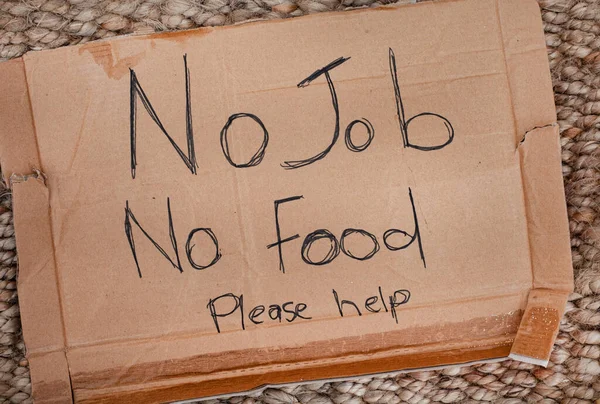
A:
[0,0,599,402]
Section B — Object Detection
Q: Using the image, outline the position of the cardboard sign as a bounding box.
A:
[0,0,573,402]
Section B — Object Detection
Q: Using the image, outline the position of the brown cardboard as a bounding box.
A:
[0,0,572,402]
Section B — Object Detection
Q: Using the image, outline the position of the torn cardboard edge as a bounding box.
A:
[0,0,573,402]
[9,168,46,187]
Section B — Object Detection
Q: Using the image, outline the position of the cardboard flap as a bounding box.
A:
[499,0,573,365]
[510,124,572,366]
[517,124,572,293]
[0,58,42,182]
[0,61,72,403]
[12,178,72,403]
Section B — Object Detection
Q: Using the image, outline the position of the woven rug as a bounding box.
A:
[0,0,599,402]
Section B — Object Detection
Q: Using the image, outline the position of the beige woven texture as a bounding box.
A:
[0,0,599,402]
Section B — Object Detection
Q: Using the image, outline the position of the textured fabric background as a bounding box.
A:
[0,0,599,402]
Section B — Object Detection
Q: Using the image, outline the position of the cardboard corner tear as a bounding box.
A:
[509,289,568,367]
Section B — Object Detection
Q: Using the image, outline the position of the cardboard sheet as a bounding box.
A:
[0,0,573,402]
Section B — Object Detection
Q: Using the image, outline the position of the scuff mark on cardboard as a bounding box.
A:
[79,42,144,80]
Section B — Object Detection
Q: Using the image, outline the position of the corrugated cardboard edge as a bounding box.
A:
[0,58,73,403]
[498,0,574,365]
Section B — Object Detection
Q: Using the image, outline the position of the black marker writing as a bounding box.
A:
[220,113,269,168]
[266,188,425,272]
[269,305,282,322]
[389,48,454,151]
[206,293,311,333]
[124,198,183,278]
[284,302,310,322]
[282,57,350,169]
[345,118,374,153]
[129,54,197,179]
[389,289,411,324]
[301,229,340,266]
[249,305,265,324]
[185,228,222,270]
[339,228,380,261]
[207,293,245,333]
[267,196,304,273]
[383,188,426,268]
[332,289,362,317]
[332,286,410,323]
[124,198,224,277]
